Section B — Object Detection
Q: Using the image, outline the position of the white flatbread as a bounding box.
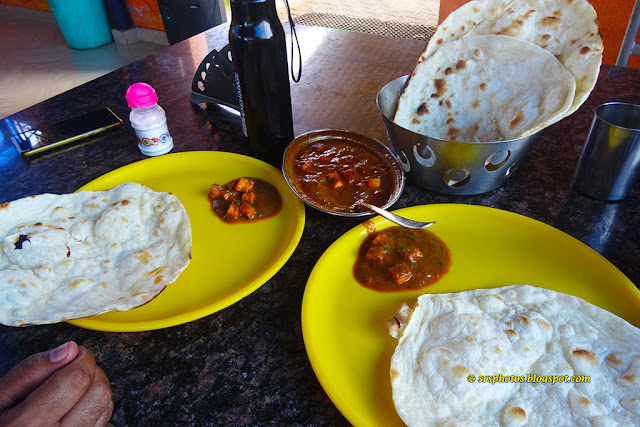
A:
[394,35,575,142]
[0,183,192,326]
[421,0,603,120]
[391,285,640,426]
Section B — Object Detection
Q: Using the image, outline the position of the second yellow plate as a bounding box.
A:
[301,204,640,427]
[68,151,305,332]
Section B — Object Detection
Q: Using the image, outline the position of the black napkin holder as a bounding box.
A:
[190,45,240,109]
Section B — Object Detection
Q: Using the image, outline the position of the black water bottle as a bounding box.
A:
[229,0,294,166]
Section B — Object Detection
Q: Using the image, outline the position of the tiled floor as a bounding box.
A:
[0,6,166,119]
[0,0,440,120]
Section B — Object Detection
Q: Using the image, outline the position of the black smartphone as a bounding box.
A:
[11,107,123,158]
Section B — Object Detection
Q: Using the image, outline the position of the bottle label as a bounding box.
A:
[133,121,173,155]
[234,71,248,137]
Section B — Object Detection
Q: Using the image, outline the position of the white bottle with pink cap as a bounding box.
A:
[125,82,173,156]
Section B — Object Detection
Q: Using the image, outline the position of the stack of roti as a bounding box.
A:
[0,183,192,326]
[389,285,640,426]
[394,0,603,142]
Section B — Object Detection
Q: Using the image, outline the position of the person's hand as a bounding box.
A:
[0,341,113,426]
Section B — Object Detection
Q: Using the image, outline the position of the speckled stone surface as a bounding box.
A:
[0,24,639,426]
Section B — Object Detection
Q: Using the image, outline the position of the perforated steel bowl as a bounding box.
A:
[377,75,542,195]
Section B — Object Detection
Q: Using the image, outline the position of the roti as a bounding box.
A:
[420,0,603,120]
[394,35,576,142]
[0,183,192,326]
[390,285,640,426]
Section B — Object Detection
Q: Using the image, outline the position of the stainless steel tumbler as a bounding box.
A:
[572,102,640,200]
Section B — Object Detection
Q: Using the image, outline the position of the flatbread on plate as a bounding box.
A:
[0,182,192,326]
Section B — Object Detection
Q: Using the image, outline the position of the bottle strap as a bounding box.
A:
[283,0,302,82]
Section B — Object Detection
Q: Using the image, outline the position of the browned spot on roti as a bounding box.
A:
[34,222,43,226]
[510,111,525,130]
[444,100,452,109]
[446,118,455,124]
[580,46,591,55]
[494,345,503,354]
[572,349,597,364]
[507,407,527,422]
[159,217,165,224]
[134,250,153,265]
[19,283,26,289]
[479,83,487,91]
[154,275,164,284]
[524,9,535,18]
[472,100,480,109]
[434,78,446,96]
[622,374,638,384]
[390,369,399,380]
[100,282,108,288]
[417,103,428,116]
[153,230,159,237]
[36,266,53,271]
[444,67,453,75]
[461,25,465,31]
[452,365,470,377]
[85,203,100,210]
[440,348,452,354]
[411,118,420,124]
[537,319,552,330]
[69,278,93,290]
[0,202,9,209]
[438,100,444,106]
[540,16,560,29]
[436,38,444,45]
[579,397,592,406]
[505,329,518,338]
[447,127,460,139]
[606,353,624,366]
[455,60,467,71]
[121,200,131,206]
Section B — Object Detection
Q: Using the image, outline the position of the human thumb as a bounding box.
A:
[0,341,79,411]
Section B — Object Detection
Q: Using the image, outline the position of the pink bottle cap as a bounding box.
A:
[125,82,158,108]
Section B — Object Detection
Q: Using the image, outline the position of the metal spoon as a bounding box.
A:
[358,201,435,229]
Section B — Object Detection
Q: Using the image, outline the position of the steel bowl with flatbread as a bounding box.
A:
[0,182,192,326]
[389,285,640,426]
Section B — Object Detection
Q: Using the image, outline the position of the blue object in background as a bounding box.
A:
[47,0,113,49]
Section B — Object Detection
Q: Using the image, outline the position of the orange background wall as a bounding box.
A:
[438,0,639,68]
[0,0,165,30]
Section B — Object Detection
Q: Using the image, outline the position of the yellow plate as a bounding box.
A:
[68,151,305,332]
[301,204,640,427]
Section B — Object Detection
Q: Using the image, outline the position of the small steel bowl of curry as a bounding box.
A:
[282,129,405,217]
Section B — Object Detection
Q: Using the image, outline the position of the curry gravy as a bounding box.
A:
[354,226,451,291]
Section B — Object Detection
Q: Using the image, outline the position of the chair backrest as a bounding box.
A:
[617,0,640,67]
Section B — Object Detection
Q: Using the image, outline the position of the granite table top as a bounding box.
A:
[0,23,638,426]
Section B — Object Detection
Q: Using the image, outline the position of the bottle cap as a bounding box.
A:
[125,82,158,108]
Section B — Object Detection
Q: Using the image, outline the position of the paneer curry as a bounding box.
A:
[292,139,396,213]
[208,177,282,223]
[354,226,451,291]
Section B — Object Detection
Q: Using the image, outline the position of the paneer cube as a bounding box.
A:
[367,178,381,188]
[235,177,255,193]
[225,203,240,219]
[366,245,386,261]
[405,248,423,263]
[389,263,412,284]
[343,169,360,185]
[239,202,257,218]
[208,184,225,200]
[327,171,344,188]
[371,233,388,246]
[299,161,313,171]
[242,192,256,204]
